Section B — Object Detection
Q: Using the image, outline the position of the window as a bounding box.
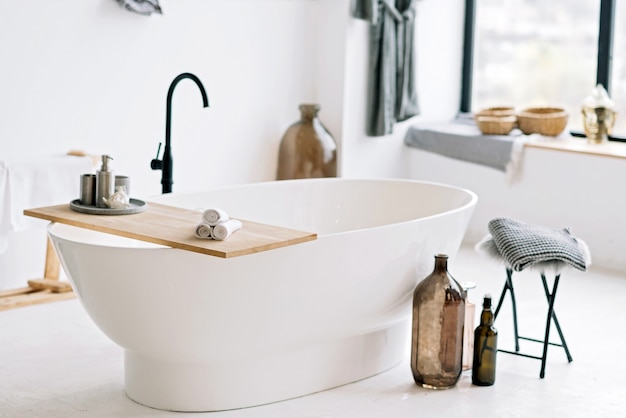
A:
[461,0,625,141]
[611,0,626,135]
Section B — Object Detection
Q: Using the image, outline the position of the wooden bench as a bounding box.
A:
[0,238,74,311]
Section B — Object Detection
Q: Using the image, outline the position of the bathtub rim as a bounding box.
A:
[47,177,478,249]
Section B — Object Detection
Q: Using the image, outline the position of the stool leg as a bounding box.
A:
[540,273,564,379]
[541,274,573,363]
[494,268,520,352]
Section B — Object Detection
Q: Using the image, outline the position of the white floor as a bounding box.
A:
[2,244,625,418]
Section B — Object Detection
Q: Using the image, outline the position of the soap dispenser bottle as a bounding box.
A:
[95,155,115,208]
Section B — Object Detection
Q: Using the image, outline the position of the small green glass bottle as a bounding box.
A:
[472,293,498,386]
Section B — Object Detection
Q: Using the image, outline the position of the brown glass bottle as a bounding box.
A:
[411,254,465,389]
[276,104,337,180]
[472,294,498,386]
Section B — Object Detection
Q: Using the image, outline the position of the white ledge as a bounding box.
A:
[524,135,626,160]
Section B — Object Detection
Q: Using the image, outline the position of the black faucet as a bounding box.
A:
[151,72,209,194]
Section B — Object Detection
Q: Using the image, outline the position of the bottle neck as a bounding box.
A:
[299,104,320,122]
[480,296,494,326]
[433,254,448,274]
[480,307,494,326]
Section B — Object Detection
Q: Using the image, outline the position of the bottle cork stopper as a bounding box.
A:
[483,293,492,308]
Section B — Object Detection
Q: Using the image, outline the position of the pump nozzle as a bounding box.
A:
[101,155,114,171]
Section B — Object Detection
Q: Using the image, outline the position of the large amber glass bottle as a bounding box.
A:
[276,104,337,180]
[411,254,465,389]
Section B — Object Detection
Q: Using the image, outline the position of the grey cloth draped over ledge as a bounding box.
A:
[352,0,420,137]
[404,115,527,183]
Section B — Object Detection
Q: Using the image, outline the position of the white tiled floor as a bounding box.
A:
[2,244,625,417]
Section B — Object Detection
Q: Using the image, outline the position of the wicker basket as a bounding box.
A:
[517,107,569,136]
[475,115,517,135]
[475,106,516,118]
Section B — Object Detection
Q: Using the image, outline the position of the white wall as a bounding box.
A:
[1,1,328,196]
[1,0,464,192]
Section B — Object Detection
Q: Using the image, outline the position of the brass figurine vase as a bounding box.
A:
[582,106,617,144]
[276,104,337,180]
[582,84,617,144]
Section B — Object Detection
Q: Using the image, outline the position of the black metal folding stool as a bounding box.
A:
[476,217,591,379]
[493,266,572,378]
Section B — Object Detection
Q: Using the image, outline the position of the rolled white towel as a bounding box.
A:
[212,219,243,241]
[195,222,213,239]
[202,208,229,226]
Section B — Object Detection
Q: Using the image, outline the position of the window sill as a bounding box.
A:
[524,135,626,160]
[404,119,626,179]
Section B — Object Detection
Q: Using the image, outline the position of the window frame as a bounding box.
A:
[460,0,625,142]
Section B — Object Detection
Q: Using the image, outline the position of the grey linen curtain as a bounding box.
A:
[352,0,420,136]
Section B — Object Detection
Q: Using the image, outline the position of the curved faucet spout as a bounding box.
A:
[151,72,210,194]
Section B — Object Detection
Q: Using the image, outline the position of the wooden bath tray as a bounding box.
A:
[24,202,317,258]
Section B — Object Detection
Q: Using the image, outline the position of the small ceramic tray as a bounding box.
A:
[69,198,147,215]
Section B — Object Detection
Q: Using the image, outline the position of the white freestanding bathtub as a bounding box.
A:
[47,178,477,412]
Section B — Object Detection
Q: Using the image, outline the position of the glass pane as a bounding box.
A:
[611,0,626,135]
[472,0,600,133]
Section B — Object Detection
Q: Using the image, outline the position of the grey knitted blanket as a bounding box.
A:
[487,217,588,272]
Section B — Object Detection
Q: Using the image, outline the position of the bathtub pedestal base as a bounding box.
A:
[124,321,409,412]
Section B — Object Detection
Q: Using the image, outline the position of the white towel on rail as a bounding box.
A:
[0,154,93,254]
